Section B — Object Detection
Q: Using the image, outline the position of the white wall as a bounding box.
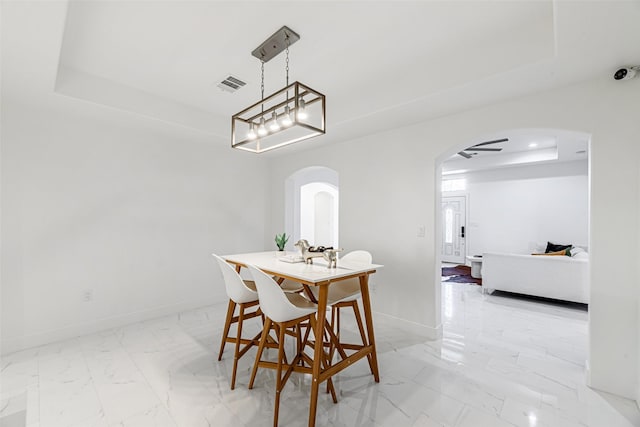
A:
[267,76,640,399]
[1,102,268,354]
[451,161,588,256]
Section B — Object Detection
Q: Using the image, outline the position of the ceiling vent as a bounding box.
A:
[217,75,246,93]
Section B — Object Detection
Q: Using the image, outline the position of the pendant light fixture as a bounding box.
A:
[231,26,326,153]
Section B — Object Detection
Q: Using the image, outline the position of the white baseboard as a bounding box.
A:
[373,310,442,340]
[0,297,223,356]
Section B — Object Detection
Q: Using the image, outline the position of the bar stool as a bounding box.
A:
[307,250,373,368]
[274,278,304,293]
[331,250,372,343]
[246,264,334,427]
[212,254,264,390]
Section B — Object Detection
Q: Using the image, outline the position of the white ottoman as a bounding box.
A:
[466,255,483,278]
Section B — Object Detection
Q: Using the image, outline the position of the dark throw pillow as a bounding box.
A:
[545,241,572,253]
[533,248,572,256]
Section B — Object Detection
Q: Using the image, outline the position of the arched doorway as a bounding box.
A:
[285,166,339,248]
[434,127,591,358]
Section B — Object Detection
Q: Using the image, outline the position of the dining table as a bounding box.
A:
[222,250,382,427]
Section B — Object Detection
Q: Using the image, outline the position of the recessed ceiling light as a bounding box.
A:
[528,142,538,148]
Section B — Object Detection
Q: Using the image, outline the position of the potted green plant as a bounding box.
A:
[275,233,289,251]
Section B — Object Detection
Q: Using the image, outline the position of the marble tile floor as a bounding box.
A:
[2,282,639,427]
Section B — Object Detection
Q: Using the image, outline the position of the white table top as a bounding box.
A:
[222,251,383,285]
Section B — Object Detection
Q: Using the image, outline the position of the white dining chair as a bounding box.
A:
[274,277,304,293]
[246,264,336,427]
[331,250,372,334]
[212,253,264,390]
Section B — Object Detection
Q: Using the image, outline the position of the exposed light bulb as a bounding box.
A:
[297,97,308,120]
[282,106,293,127]
[528,142,538,148]
[247,123,257,140]
[257,117,268,136]
[269,111,280,131]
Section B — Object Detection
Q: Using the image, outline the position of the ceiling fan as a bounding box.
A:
[457,138,508,159]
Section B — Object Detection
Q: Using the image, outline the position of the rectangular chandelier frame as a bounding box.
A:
[231,81,326,153]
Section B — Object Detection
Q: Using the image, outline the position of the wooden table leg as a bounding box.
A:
[359,274,380,382]
[308,283,328,427]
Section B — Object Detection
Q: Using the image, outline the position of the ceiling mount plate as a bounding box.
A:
[251,26,300,63]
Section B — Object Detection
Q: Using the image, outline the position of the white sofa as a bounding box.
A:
[482,252,589,304]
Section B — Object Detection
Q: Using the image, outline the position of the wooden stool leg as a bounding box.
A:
[336,306,341,342]
[359,275,380,382]
[326,306,337,394]
[274,323,286,427]
[333,306,339,346]
[331,305,341,363]
[231,303,245,390]
[296,324,304,366]
[307,316,337,403]
[350,301,367,345]
[218,299,236,361]
[351,301,374,373]
[249,318,272,389]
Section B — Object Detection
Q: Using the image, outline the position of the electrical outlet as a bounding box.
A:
[82,289,93,302]
[417,226,426,238]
